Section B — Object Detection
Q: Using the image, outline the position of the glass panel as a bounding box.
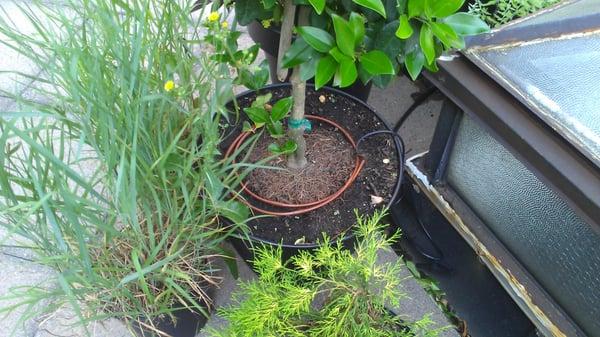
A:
[469,30,600,166]
[447,114,600,337]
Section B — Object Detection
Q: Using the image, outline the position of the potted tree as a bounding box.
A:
[211,211,447,336]
[210,0,488,263]
[0,1,249,336]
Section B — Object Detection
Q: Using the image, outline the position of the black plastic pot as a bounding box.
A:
[133,284,215,337]
[246,21,373,102]
[226,83,403,267]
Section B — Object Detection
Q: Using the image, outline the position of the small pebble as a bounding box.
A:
[333,210,340,216]
[294,216,300,220]
[318,95,326,103]
[382,158,390,164]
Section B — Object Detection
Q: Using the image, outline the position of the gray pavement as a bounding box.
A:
[0,1,452,336]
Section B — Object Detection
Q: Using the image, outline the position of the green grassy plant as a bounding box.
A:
[469,0,560,27]
[0,0,253,335]
[214,210,445,337]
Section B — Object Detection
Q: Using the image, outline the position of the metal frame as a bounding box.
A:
[409,53,600,336]
[424,57,600,233]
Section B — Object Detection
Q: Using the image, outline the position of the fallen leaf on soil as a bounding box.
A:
[370,195,384,205]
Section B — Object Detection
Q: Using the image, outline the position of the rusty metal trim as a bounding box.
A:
[405,153,584,337]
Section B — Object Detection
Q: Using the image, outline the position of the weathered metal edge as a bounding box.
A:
[405,153,583,337]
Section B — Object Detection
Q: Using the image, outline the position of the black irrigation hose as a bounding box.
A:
[356,129,448,268]
[381,85,450,268]
[412,212,448,266]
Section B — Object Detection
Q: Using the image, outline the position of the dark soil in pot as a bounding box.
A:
[246,126,356,204]
[247,21,373,102]
[223,84,400,251]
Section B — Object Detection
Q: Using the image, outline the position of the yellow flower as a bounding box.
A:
[207,11,220,22]
[221,21,228,28]
[261,19,271,28]
[164,80,175,92]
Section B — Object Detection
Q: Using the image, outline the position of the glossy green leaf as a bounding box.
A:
[297,26,335,53]
[282,39,313,68]
[308,0,326,14]
[371,74,394,88]
[407,0,424,18]
[262,0,277,8]
[443,13,490,36]
[234,0,272,25]
[349,12,365,47]
[358,63,373,84]
[359,50,395,76]
[329,47,352,63]
[332,14,356,57]
[300,57,318,81]
[423,57,439,72]
[220,201,250,224]
[252,93,272,107]
[315,55,338,89]
[267,121,285,138]
[244,107,269,124]
[424,0,464,18]
[242,121,253,132]
[218,247,239,280]
[353,0,386,18]
[429,21,463,49]
[268,140,297,154]
[204,168,224,198]
[395,14,413,39]
[365,20,404,60]
[271,97,293,121]
[338,59,358,87]
[238,59,269,90]
[405,50,424,80]
[419,24,435,65]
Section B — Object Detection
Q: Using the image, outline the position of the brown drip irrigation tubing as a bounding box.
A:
[225,115,365,216]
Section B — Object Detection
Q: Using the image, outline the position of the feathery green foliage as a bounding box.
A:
[214,211,444,337]
[0,0,253,335]
[469,0,560,27]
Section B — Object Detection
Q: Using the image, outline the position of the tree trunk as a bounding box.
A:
[276,0,296,82]
[287,67,308,169]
